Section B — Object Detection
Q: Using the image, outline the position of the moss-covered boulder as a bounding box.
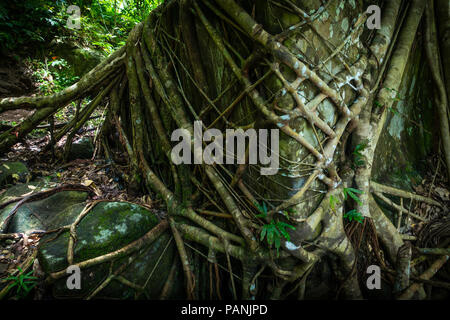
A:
[50,41,104,77]
[0,162,30,187]
[0,189,89,234]
[69,48,104,77]
[38,201,181,299]
[0,180,50,204]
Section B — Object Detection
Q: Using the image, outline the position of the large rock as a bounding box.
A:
[0,188,89,234]
[0,180,49,204]
[37,201,181,299]
[0,162,30,187]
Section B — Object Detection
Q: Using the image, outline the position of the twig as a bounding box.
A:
[169,218,195,299]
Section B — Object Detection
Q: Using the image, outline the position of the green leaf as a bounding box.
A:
[286,207,295,214]
[277,227,290,241]
[352,141,369,168]
[260,217,295,254]
[277,221,295,229]
[347,187,363,194]
[256,201,268,218]
[272,225,281,237]
[344,210,364,224]
[4,265,37,298]
[348,192,362,204]
[7,282,18,290]
[267,227,274,246]
[343,188,363,205]
[354,157,365,167]
[260,226,267,241]
[274,236,281,251]
[22,282,29,292]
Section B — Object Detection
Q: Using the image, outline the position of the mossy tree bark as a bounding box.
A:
[0,0,448,299]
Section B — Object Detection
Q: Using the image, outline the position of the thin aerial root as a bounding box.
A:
[67,201,98,265]
[169,217,196,300]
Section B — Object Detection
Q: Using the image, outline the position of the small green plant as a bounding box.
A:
[28,57,79,96]
[4,267,38,299]
[255,202,296,256]
[344,209,364,223]
[374,100,383,108]
[343,187,363,205]
[259,220,296,256]
[352,140,368,167]
[255,201,268,217]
